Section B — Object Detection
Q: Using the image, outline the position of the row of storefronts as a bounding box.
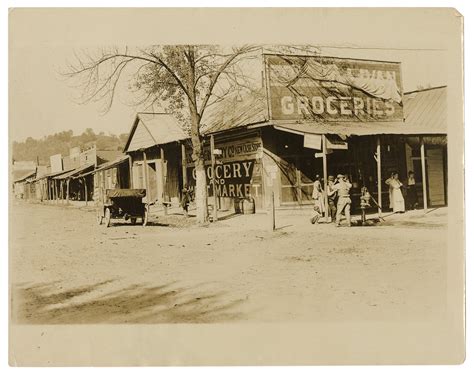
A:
[13,54,448,215]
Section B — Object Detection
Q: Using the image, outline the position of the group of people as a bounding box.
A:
[311,173,353,227]
[384,170,419,213]
[311,170,419,227]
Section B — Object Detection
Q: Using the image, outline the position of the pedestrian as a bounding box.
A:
[326,175,337,222]
[181,183,191,218]
[333,174,352,227]
[360,186,371,225]
[406,170,418,210]
[385,172,405,213]
[310,174,325,224]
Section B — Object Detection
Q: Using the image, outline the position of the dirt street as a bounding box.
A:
[10,201,447,324]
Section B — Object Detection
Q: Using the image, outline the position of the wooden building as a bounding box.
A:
[123,113,188,207]
[184,55,448,215]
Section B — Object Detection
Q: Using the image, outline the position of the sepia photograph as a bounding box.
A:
[7,7,465,366]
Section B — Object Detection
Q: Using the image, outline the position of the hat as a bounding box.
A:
[328,175,335,181]
[336,174,344,179]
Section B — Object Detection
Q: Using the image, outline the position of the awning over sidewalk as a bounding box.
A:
[32,169,72,182]
[77,155,129,178]
[53,163,95,180]
[13,170,36,183]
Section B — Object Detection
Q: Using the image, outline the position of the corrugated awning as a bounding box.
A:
[33,169,72,181]
[77,156,129,178]
[13,170,36,183]
[53,163,95,180]
[272,118,446,137]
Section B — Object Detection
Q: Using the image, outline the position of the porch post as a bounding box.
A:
[143,150,150,206]
[210,134,218,222]
[181,142,187,187]
[420,136,428,213]
[376,136,382,217]
[54,180,58,204]
[322,134,329,222]
[160,147,167,215]
[128,154,133,188]
[84,177,88,206]
[66,179,70,204]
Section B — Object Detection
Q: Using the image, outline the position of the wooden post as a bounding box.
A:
[160,147,168,215]
[54,180,58,204]
[128,154,133,188]
[270,191,276,231]
[420,137,428,213]
[181,142,187,187]
[143,151,149,207]
[66,179,70,204]
[376,136,382,217]
[84,177,88,206]
[322,135,330,222]
[210,135,218,222]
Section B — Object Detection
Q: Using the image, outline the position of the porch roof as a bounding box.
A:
[77,155,129,178]
[53,163,95,180]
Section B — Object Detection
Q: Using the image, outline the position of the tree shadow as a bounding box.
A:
[11,279,245,324]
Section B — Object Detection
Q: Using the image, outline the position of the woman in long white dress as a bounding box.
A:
[311,175,325,224]
[385,172,405,213]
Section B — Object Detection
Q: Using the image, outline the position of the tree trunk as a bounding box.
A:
[188,96,208,224]
[194,158,208,224]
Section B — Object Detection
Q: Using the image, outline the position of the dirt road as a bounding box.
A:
[10,201,447,323]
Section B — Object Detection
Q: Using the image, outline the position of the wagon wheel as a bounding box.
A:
[142,206,149,227]
[130,217,137,225]
[104,207,111,228]
[96,209,103,225]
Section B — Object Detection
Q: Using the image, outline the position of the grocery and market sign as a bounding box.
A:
[186,160,256,198]
[265,54,404,122]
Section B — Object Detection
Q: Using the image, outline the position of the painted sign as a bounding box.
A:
[303,133,322,150]
[187,160,256,198]
[186,136,262,164]
[265,54,403,122]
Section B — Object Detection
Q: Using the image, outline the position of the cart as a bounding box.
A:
[97,189,149,227]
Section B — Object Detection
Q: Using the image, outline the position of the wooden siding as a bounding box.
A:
[427,148,446,206]
[128,121,156,151]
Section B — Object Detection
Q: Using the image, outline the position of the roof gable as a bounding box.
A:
[124,113,188,152]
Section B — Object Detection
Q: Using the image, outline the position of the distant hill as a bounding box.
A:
[12,128,128,165]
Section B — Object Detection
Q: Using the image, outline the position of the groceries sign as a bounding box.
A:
[265,55,404,122]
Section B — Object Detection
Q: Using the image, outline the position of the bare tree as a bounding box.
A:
[64,45,262,224]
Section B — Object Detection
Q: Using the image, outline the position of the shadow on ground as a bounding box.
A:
[11,279,245,324]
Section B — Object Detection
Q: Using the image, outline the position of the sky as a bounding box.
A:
[9,8,452,143]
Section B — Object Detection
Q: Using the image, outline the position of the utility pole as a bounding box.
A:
[210,134,218,222]
[322,135,330,222]
[376,136,382,218]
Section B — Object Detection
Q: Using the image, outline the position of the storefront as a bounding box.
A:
[183,129,265,210]
[198,54,447,214]
[123,113,188,207]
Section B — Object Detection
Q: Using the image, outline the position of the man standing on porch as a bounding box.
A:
[334,174,352,227]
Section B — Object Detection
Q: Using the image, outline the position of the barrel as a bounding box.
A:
[242,198,255,214]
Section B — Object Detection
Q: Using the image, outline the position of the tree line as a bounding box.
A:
[12,128,129,164]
